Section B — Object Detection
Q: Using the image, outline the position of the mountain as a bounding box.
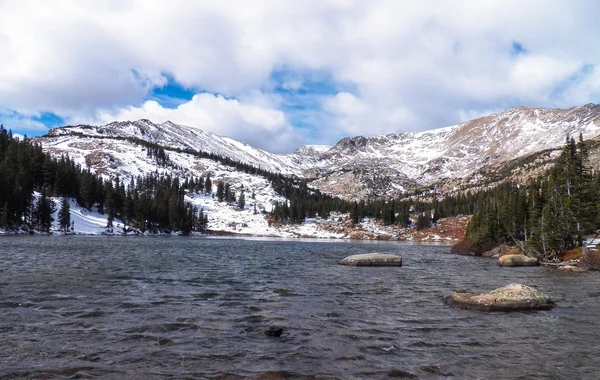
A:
[42,104,600,200]
[297,103,600,198]
[46,119,302,175]
[35,103,600,238]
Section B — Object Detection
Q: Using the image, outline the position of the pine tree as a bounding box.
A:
[416,211,431,230]
[216,182,225,202]
[204,174,212,194]
[350,202,359,224]
[464,135,600,260]
[238,190,245,210]
[34,191,56,233]
[225,184,235,204]
[58,197,71,232]
[0,202,10,230]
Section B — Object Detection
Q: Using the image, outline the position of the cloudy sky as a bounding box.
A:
[0,0,599,152]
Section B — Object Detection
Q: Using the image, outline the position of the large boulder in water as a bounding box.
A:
[445,283,555,311]
[339,253,402,267]
[497,254,539,266]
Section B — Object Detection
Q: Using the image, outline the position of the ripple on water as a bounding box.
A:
[0,237,599,379]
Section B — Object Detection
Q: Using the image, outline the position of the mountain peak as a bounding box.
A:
[293,144,331,156]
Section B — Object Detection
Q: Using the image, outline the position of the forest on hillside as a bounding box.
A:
[0,125,207,235]
[464,134,600,260]
[42,128,479,230]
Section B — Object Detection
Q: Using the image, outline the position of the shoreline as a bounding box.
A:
[0,229,457,244]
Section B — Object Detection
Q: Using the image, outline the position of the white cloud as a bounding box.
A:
[0,0,599,148]
[322,92,418,138]
[71,92,302,153]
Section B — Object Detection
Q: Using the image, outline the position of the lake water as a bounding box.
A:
[0,236,599,379]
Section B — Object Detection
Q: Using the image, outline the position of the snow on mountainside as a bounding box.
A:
[47,120,302,175]
[41,104,600,200]
[300,104,600,198]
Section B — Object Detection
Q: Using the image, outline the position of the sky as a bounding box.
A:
[0,0,599,153]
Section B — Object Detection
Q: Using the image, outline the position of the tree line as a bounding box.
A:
[269,175,478,228]
[465,134,600,260]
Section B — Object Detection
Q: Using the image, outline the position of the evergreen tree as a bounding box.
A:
[58,197,71,232]
[465,135,599,260]
[416,211,431,230]
[350,202,359,224]
[204,174,212,194]
[0,202,10,230]
[238,190,245,210]
[216,182,225,202]
[34,191,56,233]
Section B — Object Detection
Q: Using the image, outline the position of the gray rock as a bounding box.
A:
[339,253,402,267]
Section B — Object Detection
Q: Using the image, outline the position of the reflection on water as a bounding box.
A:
[0,236,599,379]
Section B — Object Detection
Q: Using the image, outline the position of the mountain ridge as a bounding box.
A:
[42,103,600,200]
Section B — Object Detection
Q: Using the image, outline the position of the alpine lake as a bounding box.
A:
[1,236,599,379]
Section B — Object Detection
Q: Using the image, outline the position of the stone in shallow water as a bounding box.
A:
[497,254,539,267]
[558,264,587,272]
[339,253,402,267]
[264,326,284,337]
[445,283,555,311]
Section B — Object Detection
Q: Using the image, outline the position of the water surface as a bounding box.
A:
[0,236,599,379]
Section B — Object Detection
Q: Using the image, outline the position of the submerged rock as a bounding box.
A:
[264,326,284,337]
[388,369,418,378]
[497,254,539,267]
[339,253,402,267]
[445,283,555,311]
[557,264,588,272]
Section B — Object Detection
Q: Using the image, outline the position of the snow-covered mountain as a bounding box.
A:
[47,119,302,175]
[41,104,600,200]
[35,103,600,237]
[298,103,600,198]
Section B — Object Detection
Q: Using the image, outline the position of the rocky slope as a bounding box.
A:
[300,104,600,198]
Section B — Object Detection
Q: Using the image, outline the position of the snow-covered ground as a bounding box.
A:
[57,198,118,234]
[0,192,468,242]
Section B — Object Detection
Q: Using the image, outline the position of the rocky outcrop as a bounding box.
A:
[445,283,555,311]
[339,253,402,267]
[497,254,539,266]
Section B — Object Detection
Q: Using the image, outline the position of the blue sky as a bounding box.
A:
[0,1,599,152]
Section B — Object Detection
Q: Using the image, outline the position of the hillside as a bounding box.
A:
[300,104,600,198]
